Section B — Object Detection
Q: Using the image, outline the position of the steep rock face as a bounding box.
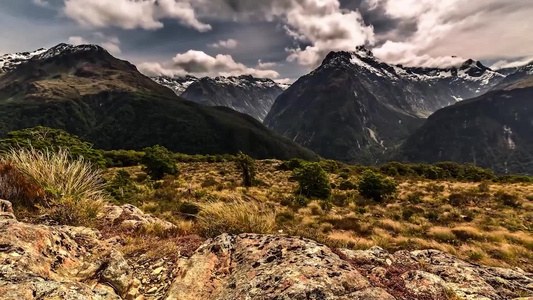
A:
[265,47,505,164]
[154,75,284,121]
[165,234,533,300]
[399,76,533,174]
[0,44,316,161]
[0,200,136,300]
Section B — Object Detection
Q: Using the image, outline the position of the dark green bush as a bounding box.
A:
[278,158,307,171]
[358,170,397,202]
[235,152,256,187]
[319,159,339,173]
[407,192,423,204]
[106,170,140,204]
[293,163,331,199]
[461,165,495,182]
[142,145,178,180]
[103,150,144,167]
[495,191,521,208]
[338,180,357,190]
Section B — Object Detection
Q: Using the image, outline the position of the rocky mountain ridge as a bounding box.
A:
[399,74,533,174]
[264,46,519,164]
[152,75,285,121]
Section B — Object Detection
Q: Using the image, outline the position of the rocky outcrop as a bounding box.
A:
[167,234,533,300]
[2,201,532,300]
[0,200,138,300]
[166,233,392,299]
[99,204,176,232]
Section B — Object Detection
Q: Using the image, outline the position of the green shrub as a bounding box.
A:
[407,192,423,204]
[358,170,397,202]
[319,159,339,173]
[293,163,332,199]
[103,150,144,167]
[461,165,495,182]
[106,170,139,204]
[338,180,357,190]
[495,191,521,208]
[0,126,105,167]
[235,152,256,187]
[141,145,178,180]
[278,158,307,171]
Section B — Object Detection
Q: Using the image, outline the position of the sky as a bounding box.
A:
[1,0,533,83]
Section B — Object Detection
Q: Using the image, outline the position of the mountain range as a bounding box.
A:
[0,43,531,173]
[153,75,285,121]
[0,44,316,161]
[399,66,533,174]
[265,46,531,170]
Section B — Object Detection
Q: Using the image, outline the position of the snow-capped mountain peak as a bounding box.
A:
[0,43,107,75]
[0,48,47,74]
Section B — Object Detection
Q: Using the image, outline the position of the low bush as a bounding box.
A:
[278,158,307,171]
[495,191,521,208]
[103,150,144,167]
[106,170,139,204]
[358,170,397,202]
[293,163,332,199]
[319,159,339,173]
[338,180,357,190]
[142,145,178,180]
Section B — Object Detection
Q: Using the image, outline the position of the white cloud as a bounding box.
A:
[68,33,122,55]
[68,36,89,45]
[369,0,533,67]
[137,62,186,77]
[63,0,211,32]
[257,60,278,69]
[139,50,280,78]
[208,39,238,49]
[191,0,375,68]
[490,57,533,70]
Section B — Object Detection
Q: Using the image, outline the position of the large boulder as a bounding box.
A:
[99,204,176,232]
[0,201,138,300]
[165,233,391,300]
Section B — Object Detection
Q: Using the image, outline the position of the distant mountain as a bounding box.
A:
[152,75,285,121]
[0,44,317,161]
[398,74,533,174]
[151,75,199,95]
[265,46,506,164]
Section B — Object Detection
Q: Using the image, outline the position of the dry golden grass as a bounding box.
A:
[197,199,277,237]
[106,160,533,271]
[3,148,105,226]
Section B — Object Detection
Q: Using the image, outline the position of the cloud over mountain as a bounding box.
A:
[139,50,279,78]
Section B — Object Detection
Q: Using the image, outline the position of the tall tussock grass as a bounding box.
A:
[197,200,276,237]
[1,148,105,226]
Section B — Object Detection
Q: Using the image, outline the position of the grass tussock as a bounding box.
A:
[2,148,105,226]
[197,199,276,237]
